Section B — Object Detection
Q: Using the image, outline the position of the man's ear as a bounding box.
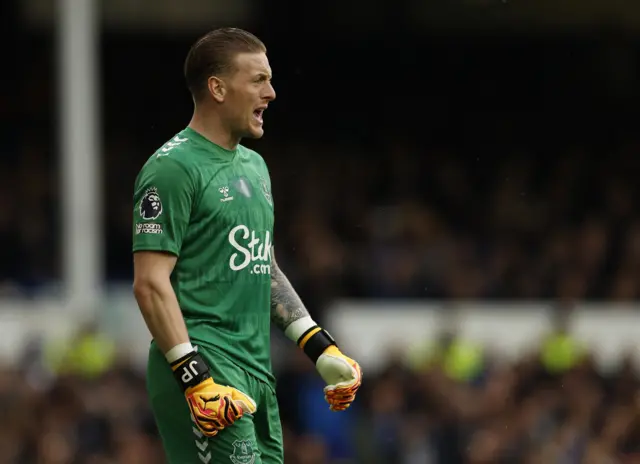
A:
[208,76,225,103]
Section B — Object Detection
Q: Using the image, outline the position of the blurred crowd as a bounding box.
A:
[1,33,639,310]
[0,32,639,311]
[265,144,640,311]
[2,325,640,464]
[1,127,639,309]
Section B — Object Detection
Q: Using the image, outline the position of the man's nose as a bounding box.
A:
[265,83,276,101]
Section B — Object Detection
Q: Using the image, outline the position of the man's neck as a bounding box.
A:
[188,109,240,151]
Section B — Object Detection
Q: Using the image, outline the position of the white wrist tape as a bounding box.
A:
[165,342,194,363]
[284,316,317,343]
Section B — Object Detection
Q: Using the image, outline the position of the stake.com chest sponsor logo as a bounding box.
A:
[228,225,272,275]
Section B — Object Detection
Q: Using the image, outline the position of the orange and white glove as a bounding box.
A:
[169,346,257,437]
[316,345,362,411]
[286,317,362,411]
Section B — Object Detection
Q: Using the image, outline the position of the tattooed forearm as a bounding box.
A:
[270,262,310,331]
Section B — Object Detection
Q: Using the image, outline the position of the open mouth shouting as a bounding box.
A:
[253,106,267,124]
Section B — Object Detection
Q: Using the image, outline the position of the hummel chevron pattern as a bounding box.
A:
[192,415,211,463]
[196,440,208,452]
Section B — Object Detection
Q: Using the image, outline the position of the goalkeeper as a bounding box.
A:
[132,28,362,464]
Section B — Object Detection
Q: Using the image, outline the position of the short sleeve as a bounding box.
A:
[132,158,195,256]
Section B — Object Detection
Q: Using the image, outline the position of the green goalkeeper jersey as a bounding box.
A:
[132,127,275,385]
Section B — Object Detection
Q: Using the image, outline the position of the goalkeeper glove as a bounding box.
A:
[170,348,257,437]
[286,317,362,411]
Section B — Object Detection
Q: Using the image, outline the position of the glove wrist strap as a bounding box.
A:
[298,326,337,363]
[170,352,211,391]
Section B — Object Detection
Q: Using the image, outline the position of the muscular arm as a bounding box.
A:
[270,248,310,332]
[133,251,190,355]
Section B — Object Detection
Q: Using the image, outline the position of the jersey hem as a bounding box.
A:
[191,341,276,389]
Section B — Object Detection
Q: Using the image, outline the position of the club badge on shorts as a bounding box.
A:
[230,439,256,464]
